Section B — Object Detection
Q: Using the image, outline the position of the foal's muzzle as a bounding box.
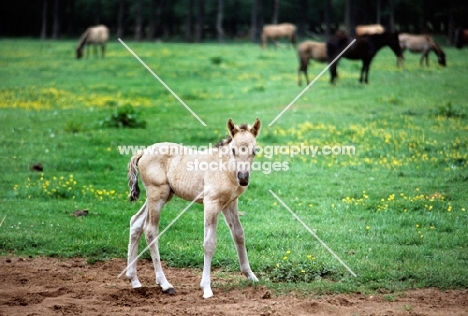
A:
[237,171,250,186]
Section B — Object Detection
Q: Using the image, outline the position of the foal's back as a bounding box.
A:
[136,142,243,203]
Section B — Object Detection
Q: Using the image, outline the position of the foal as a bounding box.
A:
[125,118,261,299]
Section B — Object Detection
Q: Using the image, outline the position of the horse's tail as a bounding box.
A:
[128,151,143,202]
[291,27,297,47]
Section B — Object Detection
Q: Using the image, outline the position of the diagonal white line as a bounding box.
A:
[118,38,207,127]
[117,190,204,279]
[269,190,357,277]
[268,39,356,126]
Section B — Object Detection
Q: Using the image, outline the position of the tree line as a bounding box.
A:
[1,0,467,42]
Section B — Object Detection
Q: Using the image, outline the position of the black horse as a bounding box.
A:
[326,32,402,84]
[455,28,468,49]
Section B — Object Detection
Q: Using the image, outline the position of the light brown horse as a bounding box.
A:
[76,25,109,59]
[125,118,261,299]
[261,23,297,49]
[355,24,385,36]
[297,41,327,86]
[398,33,446,67]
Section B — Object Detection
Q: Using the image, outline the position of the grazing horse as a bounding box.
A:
[297,41,327,86]
[455,28,468,49]
[76,25,109,59]
[126,118,261,299]
[398,33,446,67]
[261,23,297,49]
[326,32,402,84]
[355,24,385,36]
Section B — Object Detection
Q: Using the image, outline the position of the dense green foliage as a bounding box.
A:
[2,0,468,39]
[0,39,467,294]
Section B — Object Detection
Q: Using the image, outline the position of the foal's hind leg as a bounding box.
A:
[222,201,258,282]
[144,185,175,294]
[126,201,148,288]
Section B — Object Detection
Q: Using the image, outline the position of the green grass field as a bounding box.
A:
[1,38,467,294]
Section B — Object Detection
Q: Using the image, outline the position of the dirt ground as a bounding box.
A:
[1,257,467,316]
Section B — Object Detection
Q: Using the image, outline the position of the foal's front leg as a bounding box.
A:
[223,201,258,282]
[200,201,220,299]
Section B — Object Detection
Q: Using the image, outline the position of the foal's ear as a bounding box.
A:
[227,118,238,137]
[250,118,261,137]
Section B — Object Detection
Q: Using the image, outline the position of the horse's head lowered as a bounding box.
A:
[226,118,261,186]
[76,47,84,59]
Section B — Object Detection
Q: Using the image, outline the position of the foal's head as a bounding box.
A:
[226,118,261,186]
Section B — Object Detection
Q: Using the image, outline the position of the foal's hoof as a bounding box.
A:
[163,288,176,295]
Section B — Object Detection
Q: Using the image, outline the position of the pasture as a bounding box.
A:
[1,37,467,302]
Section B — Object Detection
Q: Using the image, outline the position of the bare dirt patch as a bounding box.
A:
[1,257,467,315]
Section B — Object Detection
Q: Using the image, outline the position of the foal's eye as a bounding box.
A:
[232,148,236,156]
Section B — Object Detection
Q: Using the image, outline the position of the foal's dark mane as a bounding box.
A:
[215,123,249,148]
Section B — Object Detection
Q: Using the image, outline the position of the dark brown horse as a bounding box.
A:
[455,28,468,49]
[326,32,402,84]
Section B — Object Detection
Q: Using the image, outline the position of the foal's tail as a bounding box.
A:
[291,28,298,47]
[128,152,143,202]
